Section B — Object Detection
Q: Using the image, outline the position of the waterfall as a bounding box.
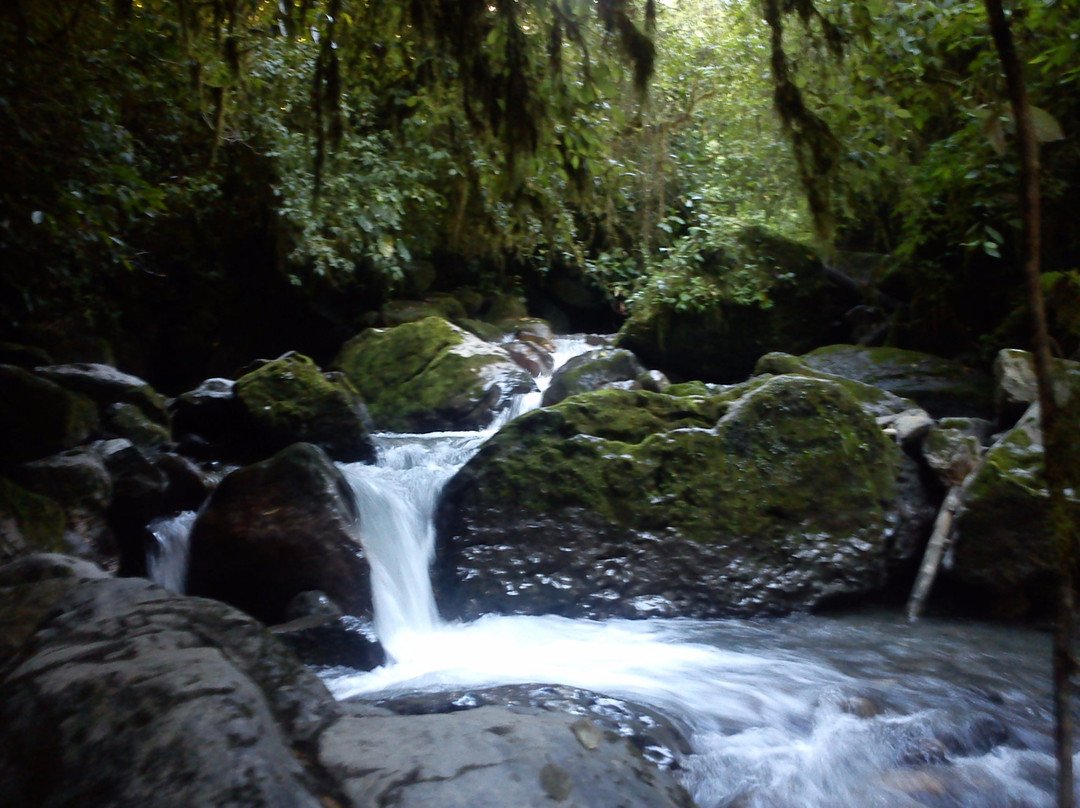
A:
[147,333,1067,807]
[338,334,598,659]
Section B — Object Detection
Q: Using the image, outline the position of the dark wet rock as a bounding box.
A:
[103,401,172,449]
[948,405,1080,618]
[617,227,851,382]
[382,296,468,326]
[0,342,52,369]
[0,478,68,564]
[272,615,386,671]
[542,347,648,406]
[993,348,1080,428]
[796,345,993,418]
[10,450,114,560]
[0,365,99,463]
[170,377,252,460]
[34,362,169,426]
[97,438,170,577]
[332,316,535,432]
[286,589,344,622]
[153,452,213,513]
[0,564,341,808]
[755,352,918,418]
[504,339,555,377]
[187,443,371,624]
[319,702,695,808]
[234,352,376,463]
[437,375,918,620]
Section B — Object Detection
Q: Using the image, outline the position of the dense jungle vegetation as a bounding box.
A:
[1,0,1078,390]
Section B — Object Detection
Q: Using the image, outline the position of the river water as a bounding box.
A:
[153,335,1069,807]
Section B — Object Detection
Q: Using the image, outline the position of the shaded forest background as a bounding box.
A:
[1,0,1078,393]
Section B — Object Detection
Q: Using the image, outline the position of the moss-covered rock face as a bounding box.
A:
[0,365,99,463]
[234,353,375,463]
[797,345,992,418]
[754,352,918,418]
[436,375,913,619]
[0,478,68,564]
[615,227,851,382]
[332,317,535,432]
[949,407,1080,618]
[34,363,169,427]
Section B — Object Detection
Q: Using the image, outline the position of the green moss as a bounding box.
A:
[0,477,68,560]
[754,352,918,417]
[458,376,901,549]
[234,353,372,461]
[332,317,531,431]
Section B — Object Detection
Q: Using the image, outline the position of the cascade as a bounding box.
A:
[151,334,1069,807]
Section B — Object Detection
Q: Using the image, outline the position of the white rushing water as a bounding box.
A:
[324,334,1068,808]
[150,333,1067,806]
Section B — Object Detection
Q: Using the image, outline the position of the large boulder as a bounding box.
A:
[332,317,535,432]
[9,450,115,560]
[754,352,919,418]
[795,345,993,418]
[234,352,376,463]
[186,443,371,624]
[0,365,99,463]
[436,375,916,619]
[34,362,170,427]
[321,702,694,808]
[947,404,1080,617]
[542,348,648,406]
[616,227,851,382]
[0,557,341,808]
[0,478,68,564]
[993,348,1080,427]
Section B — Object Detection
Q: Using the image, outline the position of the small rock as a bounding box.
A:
[571,717,603,750]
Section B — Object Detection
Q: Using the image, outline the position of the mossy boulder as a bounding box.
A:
[332,317,534,432]
[541,348,647,406]
[186,443,371,624]
[34,363,169,427]
[234,353,376,463]
[0,365,99,463]
[615,227,851,382]
[948,405,1080,618]
[436,375,915,619]
[796,345,992,418]
[0,478,68,564]
[754,352,919,418]
[381,296,468,326]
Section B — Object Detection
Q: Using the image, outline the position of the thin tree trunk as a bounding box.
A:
[982,1,1074,805]
[906,486,963,621]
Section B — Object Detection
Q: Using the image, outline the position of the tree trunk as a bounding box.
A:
[982,1,1074,805]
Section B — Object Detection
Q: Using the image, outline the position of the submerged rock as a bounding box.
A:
[186,443,371,624]
[332,316,535,432]
[436,375,916,619]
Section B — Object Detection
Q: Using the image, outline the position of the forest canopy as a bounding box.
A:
[1,0,1077,379]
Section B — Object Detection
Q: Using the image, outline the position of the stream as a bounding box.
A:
[153,335,1069,808]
